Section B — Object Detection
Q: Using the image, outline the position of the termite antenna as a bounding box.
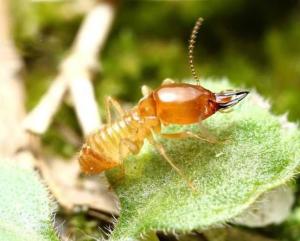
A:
[188,17,204,81]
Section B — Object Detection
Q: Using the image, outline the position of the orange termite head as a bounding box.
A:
[137,83,248,125]
[137,17,250,125]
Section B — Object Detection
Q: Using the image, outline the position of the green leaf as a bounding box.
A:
[0,159,59,241]
[233,185,294,227]
[106,79,300,241]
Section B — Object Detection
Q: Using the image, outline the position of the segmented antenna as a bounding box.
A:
[188,17,204,81]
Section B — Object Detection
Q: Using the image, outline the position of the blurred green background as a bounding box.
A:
[10,0,300,240]
[12,0,300,157]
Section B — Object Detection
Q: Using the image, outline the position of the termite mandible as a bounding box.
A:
[79,18,249,190]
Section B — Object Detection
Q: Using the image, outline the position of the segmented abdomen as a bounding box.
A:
[79,112,148,174]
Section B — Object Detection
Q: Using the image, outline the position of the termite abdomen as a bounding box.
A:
[78,112,159,175]
[79,142,119,174]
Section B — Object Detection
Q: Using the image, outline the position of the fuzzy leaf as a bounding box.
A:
[106,79,300,241]
[0,159,59,241]
[233,185,294,227]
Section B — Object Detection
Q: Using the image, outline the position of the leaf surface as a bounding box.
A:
[0,160,59,241]
[107,79,300,241]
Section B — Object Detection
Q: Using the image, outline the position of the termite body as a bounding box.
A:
[79,17,249,189]
[79,80,248,187]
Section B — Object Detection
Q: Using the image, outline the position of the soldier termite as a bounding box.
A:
[79,17,249,190]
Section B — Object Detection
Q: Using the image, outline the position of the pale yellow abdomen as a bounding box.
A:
[79,112,153,174]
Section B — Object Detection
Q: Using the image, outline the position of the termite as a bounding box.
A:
[79,18,249,190]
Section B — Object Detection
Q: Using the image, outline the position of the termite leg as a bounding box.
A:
[115,138,139,182]
[141,85,153,97]
[105,96,126,125]
[197,123,221,143]
[162,78,175,85]
[161,131,217,144]
[148,130,196,191]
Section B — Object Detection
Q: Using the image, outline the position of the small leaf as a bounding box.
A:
[270,206,300,241]
[0,159,59,241]
[107,79,300,241]
[233,185,294,227]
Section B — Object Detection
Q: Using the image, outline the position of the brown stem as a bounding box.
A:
[22,2,115,136]
[0,0,27,157]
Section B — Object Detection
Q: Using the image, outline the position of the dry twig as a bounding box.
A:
[38,157,118,216]
[22,2,115,136]
[0,0,27,157]
[25,2,118,214]
[0,0,118,216]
